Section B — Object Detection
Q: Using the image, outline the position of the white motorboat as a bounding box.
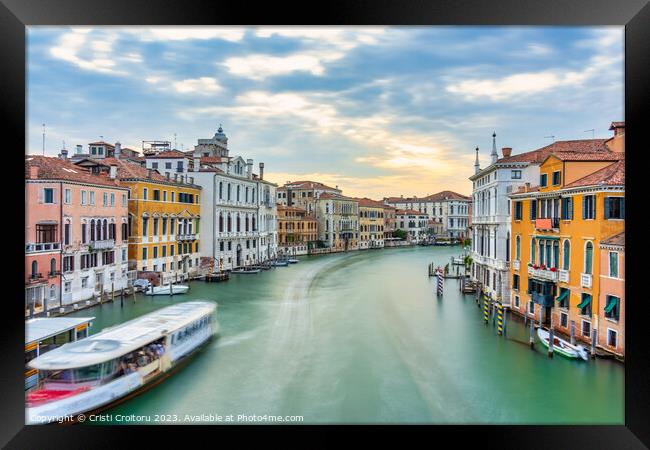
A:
[145,284,190,296]
[231,268,261,274]
[287,259,299,264]
[271,261,289,267]
[26,301,217,424]
[537,328,589,360]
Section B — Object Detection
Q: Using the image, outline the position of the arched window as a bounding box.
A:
[516,236,521,260]
[252,216,256,231]
[219,182,223,199]
[49,285,56,300]
[103,219,108,240]
[90,219,96,241]
[31,260,38,277]
[245,216,249,231]
[546,241,552,267]
[553,241,559,269]
[585,242,593,274]
[122,223,128,241]
[50,258,56,275]
[237,185,240,202]
[563,240,571,270]
[219,213,224,232]
[236,215,241,232]
[95,220,101,241]
[227,214,232,232]
[531,238,536,264]
[506,232,510,262]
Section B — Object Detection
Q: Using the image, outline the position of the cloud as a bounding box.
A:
[49,29,127,75]
[173,77,223,94]
[135,27,246,42]
[223,52,342,79]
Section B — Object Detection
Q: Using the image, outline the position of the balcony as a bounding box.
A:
[176,234,197,241]
[527,265,558,282]
[558,269,569,283]
[512,260,520,271]
[89,239,114,250]
[25,242,60,253]
[534,217,560,231]
[581,273,592,288]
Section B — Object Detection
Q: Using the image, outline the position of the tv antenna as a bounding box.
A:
[584,129,595,138]
[544,135,555,143]
[42,123,45,155]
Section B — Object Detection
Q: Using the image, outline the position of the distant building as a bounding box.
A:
[315,193,359,251]
[394,209,428,243]
[277,181,341,215]
[354,198,386,249]
[277,205,318,256]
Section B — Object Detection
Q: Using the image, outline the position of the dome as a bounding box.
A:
[213,125,228,143]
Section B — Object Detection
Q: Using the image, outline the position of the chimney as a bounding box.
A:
[608,122,625,153]
[525,182,531,192]
[166,173,170,180]
[59,149,68,160]
[174,173,178,182]
[29,166,39,178]
[259,162,265,180]
[501,147,512,158]
[109,164,118,179]
[246,158,253,178]
[193,157,200,172]
[115,142,121,158]
[76,144,83,155]
[147,168,152,179]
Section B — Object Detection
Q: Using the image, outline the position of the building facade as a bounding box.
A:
[277,205,318,256]
[597,231,624,358]
[277,181,341,215]
[26,155,131,313]
[315,193,359,251]
[509,151,624,353]
[355,198,386,249]
[395,209,428,243]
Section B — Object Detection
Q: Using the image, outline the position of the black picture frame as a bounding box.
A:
[1,0,647,447]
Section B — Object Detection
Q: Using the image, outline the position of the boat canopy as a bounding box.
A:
[555,290,569,303]
[29,301,216,370]
[26,317,95,345]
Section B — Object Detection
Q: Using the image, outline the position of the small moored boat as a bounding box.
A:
[271,261,289,267]
[287,259,299,264]
[231,268,261,274]
[537,328,588,360]
[145,284,190,296]
[26,301,218,424]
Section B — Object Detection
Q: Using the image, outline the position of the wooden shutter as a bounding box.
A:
[568,197,573,219]
[582,196,586,219]
[604,197,611,219]
[620,198,625,219]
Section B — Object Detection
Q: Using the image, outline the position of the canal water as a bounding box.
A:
[69,246,623,424]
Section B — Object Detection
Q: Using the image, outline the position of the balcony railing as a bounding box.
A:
[527,265,558,282]
[558,269,569,283]
[90,239,114,250]
[25,242,60,253]
[512,260,520,271]
[581,273,592,288]
[534,217,560,230]
[176,234,197,241]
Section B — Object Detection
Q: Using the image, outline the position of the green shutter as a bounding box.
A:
[556,289,569,302]
[568,197,573,219]
[621,198,625,219]
[604,197,610,219]
[604,296,618,314]
[577,295,592,309]
[582,196,586,219]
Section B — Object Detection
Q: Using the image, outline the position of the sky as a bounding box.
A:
[27,26,623,198]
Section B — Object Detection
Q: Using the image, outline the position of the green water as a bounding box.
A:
[69,246,623,424]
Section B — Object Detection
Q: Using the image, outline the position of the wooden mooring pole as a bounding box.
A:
[570,321,576,345]
[529,319,535,348]
[591,329,598,358]
[548,328,555,358]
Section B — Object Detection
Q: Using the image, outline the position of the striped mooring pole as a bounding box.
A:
[483,295,489,324]
[496,303,504,336]
[436,270,444,296]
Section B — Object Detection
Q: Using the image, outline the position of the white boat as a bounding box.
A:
[231,268,261,274]
[287,259,299,264]
[537,328,589,360]
[271,261,289,267]
[26,301,217,424]
[144,284,190,296]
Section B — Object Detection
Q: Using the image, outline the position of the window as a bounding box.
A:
[64,189,71,204]
[166,162,172,169]
[604,197,624,219]
[81,191,87,205]
[171,192,175,202]
[528,301,535,314]
[609,251,619,278]
[557,287,570,308]
[540,174,548,187]
[513,274,520,290]
[563,240,570,270]
[579,293,592,316]
[560,312,568,328]
[81,277,88,288]
[163,191,167,202]
[64,282,71,294]
[64,223,71,245]
[143,188,148,200]
[43,188,54,204]
[515,236,520,260]
[103,192,108,206]
[110,193,115,206]
[89,191,95,205]
[560,197,572,220]
[513,202,522,220]
[153,190,160,201]
[142,247,148,260]
[514,295,520,308]
[122,194,127,206]
[152,162,159,169]
[552,171,561,185]
[582,195,595,219]
[607,329,618,347]
[529,199,537,220]
[153,246,158,258]
[582,320,591,338]
[36,224,57,243]
[585,242,593,274]
[531,238,536,264]
[511,170,522,179]
[604,295,620,321]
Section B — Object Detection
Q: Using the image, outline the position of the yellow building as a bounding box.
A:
[277,205,318,256]
[354,198,386,249]
[76,158,202,283]
[509,142,624,348]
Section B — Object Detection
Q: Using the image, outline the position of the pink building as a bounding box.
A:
[25,156,131,315]
[597,231,625,358]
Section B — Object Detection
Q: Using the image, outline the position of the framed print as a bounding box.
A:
[1,0,648,447]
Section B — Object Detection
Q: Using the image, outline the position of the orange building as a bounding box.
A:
[277,205,318,256]
[509,136,624,354]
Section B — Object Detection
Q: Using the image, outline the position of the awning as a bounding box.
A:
[556,289,569,303]
[577,296,592,309]
[604,297,618,314]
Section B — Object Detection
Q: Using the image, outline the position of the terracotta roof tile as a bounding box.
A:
[145,150,187,159]
[353,197,385,208]
[497,139,611,164]
[546,151,623,162]
[25,155,124,187]
[318,192,357,201]
[281,181,341,192]
[601,231,625,247]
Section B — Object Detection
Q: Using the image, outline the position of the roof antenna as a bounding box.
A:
[42,123,46,155]
[174,133,177,149]
[584,129,595,138]
[544,135,555,143]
